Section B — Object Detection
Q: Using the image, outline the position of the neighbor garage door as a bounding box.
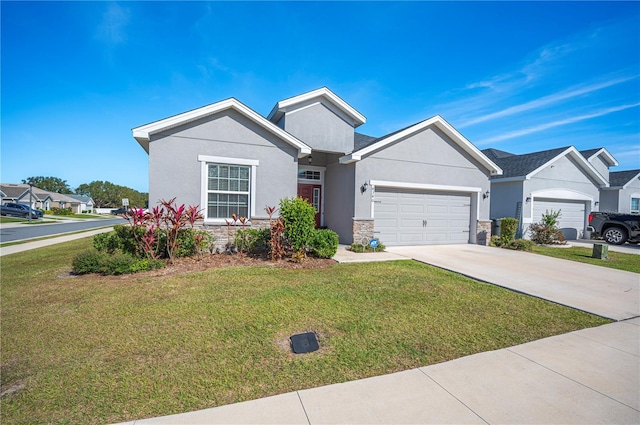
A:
[374,189,471,246]
[532,198,586,240]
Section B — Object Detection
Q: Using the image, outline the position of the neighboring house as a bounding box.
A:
[482,146,610,240]
[66,194,95,213]
[599,169,640,214]
[133,87,502,247]
[0,183,87,212]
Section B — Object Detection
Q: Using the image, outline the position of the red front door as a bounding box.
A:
[297,183,321,228]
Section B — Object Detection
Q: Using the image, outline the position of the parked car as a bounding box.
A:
[110,207,128,215]
[0,203,44,219]
[588,212,640,245]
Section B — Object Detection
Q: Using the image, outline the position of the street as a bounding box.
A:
[0,218,126,243]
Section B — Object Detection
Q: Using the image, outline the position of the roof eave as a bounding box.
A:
[526,147,609,186]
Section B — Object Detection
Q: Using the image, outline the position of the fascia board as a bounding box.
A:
[267,87,366,127]
[132,99,311,157]
[526,147,609,186]
[341,115,503,175]
[588,148,619,167]
[490,176,527,183]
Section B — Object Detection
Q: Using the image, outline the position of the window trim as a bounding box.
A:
[631,196,640,214]
[198,155,259,223]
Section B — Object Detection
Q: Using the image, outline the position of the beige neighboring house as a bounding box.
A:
[0,183,94,213]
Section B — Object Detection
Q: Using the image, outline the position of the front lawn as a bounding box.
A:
[532,245,640,273]
[1,239,609,424]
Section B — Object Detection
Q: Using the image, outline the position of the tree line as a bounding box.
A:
[22,176,148,208]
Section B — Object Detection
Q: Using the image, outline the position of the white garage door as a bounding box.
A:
[374,189,471,246]
[532,198,586,240]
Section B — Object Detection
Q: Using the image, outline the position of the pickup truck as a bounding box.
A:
[588,212,640,245]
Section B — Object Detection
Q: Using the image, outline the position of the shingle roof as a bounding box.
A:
[66,194,92,203]
[481,147,570,178]
[482,148,516,162]
[354,132,378,151]
[579,148,601,160]
[0,183,30,199]
[609,169,640,187]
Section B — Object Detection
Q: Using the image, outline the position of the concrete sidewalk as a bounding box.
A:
[114,318,639,425]
[0,227,113,256]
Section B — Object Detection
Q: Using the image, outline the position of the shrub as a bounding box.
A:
[507,239,535,251]
[310,229,339,258]
[52,207,73,215]
[93,231,121,254]
[529,210,566,245]
[500,217,518,245]
[72,251,107,275]
[348,239,386,253]
[102,253,137,275]
[490,235,503,247]
[279,197,316,254]
[235,228,270,255]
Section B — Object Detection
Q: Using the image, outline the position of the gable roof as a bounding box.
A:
[483,146,609,186]
[0,183,30,199]
[267,87,366,128]
[482,148,516,161]
[579,147,618,167]
[132,98,312,158]
[66,194,94,204]
[340,115,502,175]
[608,169,640,189]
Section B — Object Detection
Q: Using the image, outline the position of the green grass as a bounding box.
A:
[532,245,640,273]
[1,240,610,424]
[0,227,113,248]
[0,216,26,223]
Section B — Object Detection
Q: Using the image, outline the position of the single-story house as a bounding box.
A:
[599,169,640,214]
[482,146,612,240]
[66,194,95,213]
[133,87,502,247]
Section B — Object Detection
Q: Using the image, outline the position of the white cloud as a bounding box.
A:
[478,103,640,144]
[96,3,130,46]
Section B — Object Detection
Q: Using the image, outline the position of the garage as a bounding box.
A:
[532,198,586,240]
[373,189,471,245]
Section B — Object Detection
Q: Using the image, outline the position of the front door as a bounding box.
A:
[297,183,322,228]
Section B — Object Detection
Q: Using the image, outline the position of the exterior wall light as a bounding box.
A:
[483,190,490,199]
[308,155,313,164]
[361,182,369,193]
[526,197,532,202]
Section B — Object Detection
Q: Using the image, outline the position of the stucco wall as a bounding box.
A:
[489,180,524,219]
[284,103,354,154]
[148,109,299,217]
[599,189,619,212]
[589,155,610,183]
[352,126,492,220]
[618,176,640,213]
[323,156,355,244]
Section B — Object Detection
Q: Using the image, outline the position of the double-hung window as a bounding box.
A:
[199,155,258,221]
[631,197,639,214]
[207,164,250,218]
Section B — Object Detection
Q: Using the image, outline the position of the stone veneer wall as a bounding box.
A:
[352,219,374,245]
[195,218,272,251]
[476,220,492,246]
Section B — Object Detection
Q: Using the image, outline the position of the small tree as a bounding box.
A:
[529,209,566,245]
[500,217,519,246]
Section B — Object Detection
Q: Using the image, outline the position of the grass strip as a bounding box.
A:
[532,245,640,273]
[1,239,610,424]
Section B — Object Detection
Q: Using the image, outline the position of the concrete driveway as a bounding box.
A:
[386,244,639,321]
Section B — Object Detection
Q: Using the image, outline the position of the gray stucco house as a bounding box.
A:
[482,146,615,240]
[599,169,640,214]
[133,87,502,247]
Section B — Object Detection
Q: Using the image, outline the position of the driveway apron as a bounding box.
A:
[386,244,639,321]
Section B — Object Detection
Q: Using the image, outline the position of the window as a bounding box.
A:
[207,164,250,218]
[298,170,321,180]
[631,197,639,213]
[198,155,258,221]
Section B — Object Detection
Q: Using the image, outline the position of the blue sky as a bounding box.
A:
[2,1,639,193]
